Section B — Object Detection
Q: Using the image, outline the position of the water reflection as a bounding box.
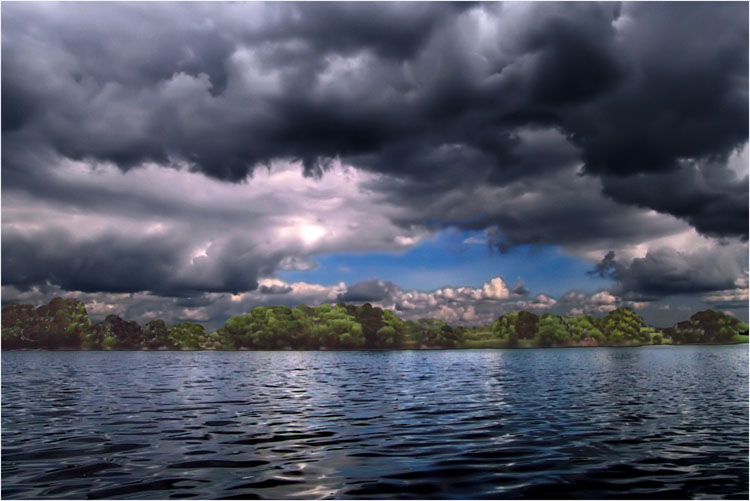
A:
[2,346,748,499]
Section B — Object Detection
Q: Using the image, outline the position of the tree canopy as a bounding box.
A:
[2,298,747,351]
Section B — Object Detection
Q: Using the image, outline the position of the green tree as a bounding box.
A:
[349,303,385,347]
[2,297,99,349]
[587,327,606,344]
[378,309,405,347]
[376,326,398,347]
[536,315,571,346]
[671,310,747,343]
[143,320,173,349]
[603,307,644,343]
[100,315,143,349]
[203,328,236,350]
[491,311,539,341]
[312,305,365,348]
[224,312,256,348]
[101,336,118,350]
[168,322,207,350]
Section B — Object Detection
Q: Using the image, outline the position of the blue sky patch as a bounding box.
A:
[279,229,613,296]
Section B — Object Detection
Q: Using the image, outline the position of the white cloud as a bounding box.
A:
[561,289,619,315]
[482,277,510,300]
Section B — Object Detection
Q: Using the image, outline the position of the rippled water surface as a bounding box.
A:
[2,346,748,499]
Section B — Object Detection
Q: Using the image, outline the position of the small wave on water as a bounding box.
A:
[2,346,748,499]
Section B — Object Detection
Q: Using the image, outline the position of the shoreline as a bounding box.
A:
[3,342,747,353]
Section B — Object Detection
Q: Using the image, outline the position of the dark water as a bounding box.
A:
[2,346,748,499]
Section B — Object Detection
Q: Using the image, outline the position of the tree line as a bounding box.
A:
[1,297,747,350]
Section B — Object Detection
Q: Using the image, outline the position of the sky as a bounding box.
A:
[1,1,748,331]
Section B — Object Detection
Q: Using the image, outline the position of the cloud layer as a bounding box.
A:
[2,2,747,325]
[4,2,747,236]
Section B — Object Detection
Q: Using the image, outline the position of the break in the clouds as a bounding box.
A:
[2,2,748,327]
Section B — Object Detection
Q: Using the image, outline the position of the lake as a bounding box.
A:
[2,346,748,499]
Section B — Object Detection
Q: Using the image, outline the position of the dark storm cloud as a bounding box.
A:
[572,3,747,178]
[599,161,749,239]
[337,279,396,303]
[1,154,416,297]
[368,156,687,256]
[2,227,182,293]
[702,298,749,311]
[511,281,530,297]
[589,251,618,280]
[3,1,747,237]
[591,246,747,300]
[0,226,269,296]
[259,284,294,295]
[1,2,466,178]
[2,1,748,316]
[249,2,468,60]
